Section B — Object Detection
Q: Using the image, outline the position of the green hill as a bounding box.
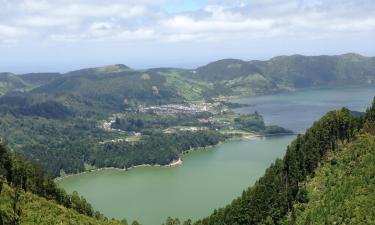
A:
[0,72,61,96]
[2,53,374,106]
[65,64,132,76]
[19,73,61,86]
[0,73,31,95]
[188,53,375,96]
[32,68,184,106]
[253,53,375,87]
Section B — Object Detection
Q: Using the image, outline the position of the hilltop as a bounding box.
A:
[1,53,374,104]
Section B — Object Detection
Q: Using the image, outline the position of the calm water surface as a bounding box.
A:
[58,86,375,225]
[235,86,375,133]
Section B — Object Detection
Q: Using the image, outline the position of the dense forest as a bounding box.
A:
[0,93,288,177]
[0,143,138,224]
[90,130,226,169]
[0,114,227,177]
[111,112,210,132]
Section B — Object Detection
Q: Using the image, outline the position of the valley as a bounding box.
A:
[1,53,375,225]
[1,1,374,224]
[58,86,375,225]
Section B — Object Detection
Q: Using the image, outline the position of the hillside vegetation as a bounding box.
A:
[159,98,375,225]
[0,73,30,95]
[0,55,374,224]
[285,134,375,225]
[1,53,374,103]
[190,53,375,97]
[0,144,135,224]
[0,53,372,178]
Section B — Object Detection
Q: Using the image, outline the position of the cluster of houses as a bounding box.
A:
[98,102,230,143]
[136,103,220,115]
[163,126,209,134]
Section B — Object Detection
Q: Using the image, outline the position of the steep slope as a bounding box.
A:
[284,134,375,225]
[0,184,126,225]
[191,98,375,225]
[0,143,131,225]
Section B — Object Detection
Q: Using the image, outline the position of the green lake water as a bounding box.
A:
[58,86,375,225]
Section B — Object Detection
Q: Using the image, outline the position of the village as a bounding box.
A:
[136,102,223,115]
[97,101,264,144]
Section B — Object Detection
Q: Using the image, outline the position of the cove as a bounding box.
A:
[58,85,375,225]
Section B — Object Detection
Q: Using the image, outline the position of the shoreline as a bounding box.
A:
[55,132,294,182]
[55,157,183,182]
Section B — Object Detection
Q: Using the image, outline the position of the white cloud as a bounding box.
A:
[0,24,27,45]
[160,15,273,33]
[0,24,25,37]
[0,0,374,46]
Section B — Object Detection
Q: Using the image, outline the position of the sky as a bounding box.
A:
[0,0,375,73]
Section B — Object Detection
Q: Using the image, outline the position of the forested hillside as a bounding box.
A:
[0,73,30,95]
[284,134,375,224]
[0,144,134,225]
[161,98,375,225]
[189,53,375,96]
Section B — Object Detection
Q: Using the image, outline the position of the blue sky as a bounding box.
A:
[163,0,206,13]
[0,0,375,73]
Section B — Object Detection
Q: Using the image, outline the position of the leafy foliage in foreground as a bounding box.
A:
[0,144,97,217]
[0,184,128,225]
[284,134,375,225]
[282,100,375,225]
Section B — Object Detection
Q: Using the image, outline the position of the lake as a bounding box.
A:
[235,85,375,133]
[58,86,375,225]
